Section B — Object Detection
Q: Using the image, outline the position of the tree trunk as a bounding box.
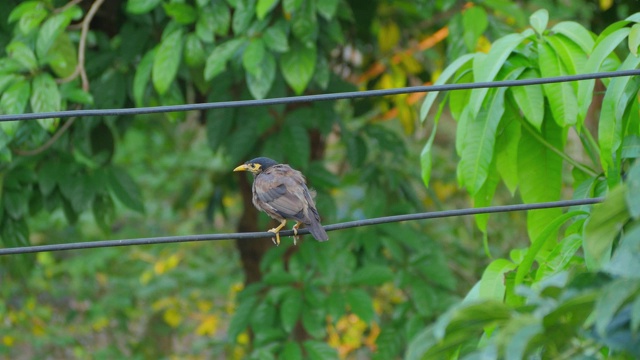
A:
[235,173,272,284]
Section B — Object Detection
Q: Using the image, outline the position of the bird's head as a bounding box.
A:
[233,157,278,175]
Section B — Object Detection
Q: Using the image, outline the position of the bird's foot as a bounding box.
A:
[268,228,281,246]
[292,222,302,246]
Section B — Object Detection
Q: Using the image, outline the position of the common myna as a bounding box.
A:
[233,157,329,245]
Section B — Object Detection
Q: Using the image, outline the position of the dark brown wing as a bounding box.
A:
[253,165,311,223]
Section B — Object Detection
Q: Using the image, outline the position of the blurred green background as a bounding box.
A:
[1,0,639,359]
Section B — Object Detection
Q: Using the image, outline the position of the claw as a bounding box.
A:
[267,219,287,246]
[292,221,302,246]
[268,229,281,246]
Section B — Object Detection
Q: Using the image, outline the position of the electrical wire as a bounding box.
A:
[1,70,639,122]
[0,198,603,255]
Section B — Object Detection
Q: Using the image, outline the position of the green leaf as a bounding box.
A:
[232,0,255,34]
[538,41,577,126]
[36,6,82,60]
[280,291,302,332]
[517,118,563,241]
[280,41,316,94]
[211,1,232,36]
[4,187,29,219]
[423,301,512,358]
[622,135,640,159]
[511,69,543,131]
[152,29,184,95]
[302,310,325,338]
[632,296,640,334]
[133,48,156,107]
[163,3,197,24]
[9,1,42,23]
[420,132,435,187]
[627,162,640,218]
[0,80,30,115]
[495,113,521,194]
[184,33,206,68]
[349,265,393,286]
[6,42,38,71]
[0,217,34,275]
[536,234,582,281]
[256,0,278,19]
[225,122,259,165]
[242,38,266,75]
[326,291,345,320]
[479,259,517,301]
[462,6,488,51]
[283,0,302,14]
[126,0,162,14]
[204,38,246,80]
[38,160,61,196]
[630,24,640,55]
[207,112,235,152]
[584,185,628,270]
[597,53,640,177]
[281,342,302,360]
[605,225,640,278]
[247,51,276,99]
[514,210,587,287]
[30,73,61,131]
[594,279,640,336]
[92,193,115,233]
[106,166,145,213]
[405,326,438,360]
[316,0,338,20]
[0,74,18,95]
[291,0,317,45]
[302,340,338,360]
[325,18,345,44]
[345,133,367,169]
[10,1,48,35]
[281,123,310,169]
[421,99,448,187]
[228,296,257,342]
[313,55,330,90]
[577,27,629,122]
[467,31,529,118]
[546,33,588,76]
[529,9,548,34]
[421,55,474,122]
[250,301,277,333]
[47,33,78,78]
[61,173,95,213]
[0,58,24,75]
[460,87,506,195]
[347,288,374,323]
[195,7,217,43]
[264,22,289,52]
[551,21,595,53]
[88,121,114,166]
[0,122,19,141]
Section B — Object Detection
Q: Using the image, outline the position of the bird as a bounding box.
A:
[233,157,329,246]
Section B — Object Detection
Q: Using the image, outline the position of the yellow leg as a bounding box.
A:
[268,219,287,246]
[292,221,302,245]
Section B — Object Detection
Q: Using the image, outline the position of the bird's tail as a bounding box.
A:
[308,221,329,242]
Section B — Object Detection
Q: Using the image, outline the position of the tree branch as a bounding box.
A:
[13,117,76,156]
[57,0,105,91]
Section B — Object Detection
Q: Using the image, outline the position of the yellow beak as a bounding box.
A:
[233,164,249,172]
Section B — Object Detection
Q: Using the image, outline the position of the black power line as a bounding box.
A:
[0,70,639,122]
[0,198,603,255]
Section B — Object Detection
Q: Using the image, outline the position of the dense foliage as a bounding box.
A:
[0,0,639,359]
